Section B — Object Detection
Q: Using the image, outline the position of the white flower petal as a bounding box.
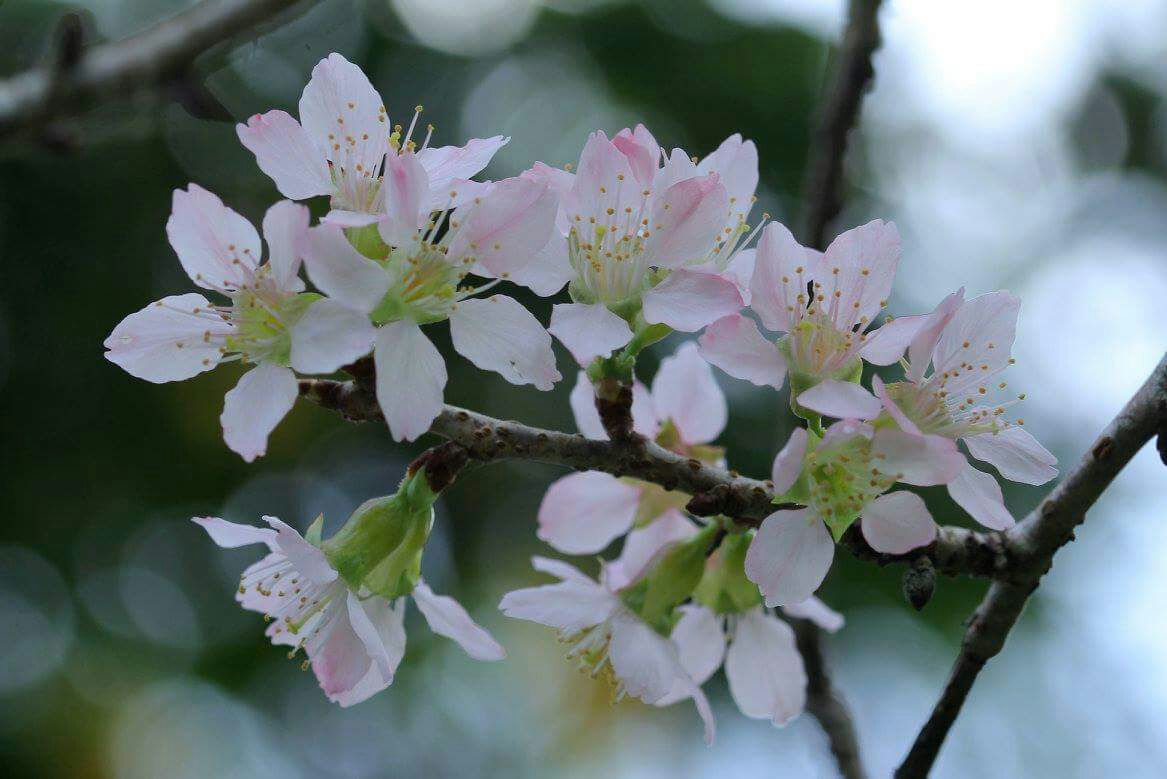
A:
[449,295,560,390]
[859,314,924,366]
[373,322,447,442]
[548,302,632,366]
[947,460,1016,531]
[771,428,809,494]
[290,299,375,374]
[220,364,298,462]
[262,516,338,584]
[298,53,388,180]
[819,219,901,330]
[413,580,506,662]
[530,555,593,584]
[860,491,937,554]
[749,221,818,333]
[668,605,726,687]
[698,314,786,388]
[537,472,641,554]
[499,580,617,635]
[964,426,1058,486]
[744,508,834,607]
[906,288,964,382]
[377,151,430,248]
[103,293,230,383]
[604,509,698,592]
[417,135,509,208]
[301,224,391,314]
[447,174,558,277]
[931,291,1020,396]
[872,428,965,486]
[781,596,845,633]
[261,200,309,292]
[644,176,729,269]
[652,342,727,445]
[191,516,276,549]
[725,609,807,726]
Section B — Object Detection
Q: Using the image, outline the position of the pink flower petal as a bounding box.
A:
[697,133,759,234]
[236,110,334,200]
[645,175,729,268]
[412,580,506,661]
[604,509,698,591]
[220,363,298,462]
[536,471,641,554]
[744,508,834,607]
[289,298,376,374]
[612,123,661,186]
[655,604,725,706]
[818,219,901,331]
[416,135,508,208]
[964,425,1057,485]
[947,460,1016,531]
[641,269,743,332]
[725,608,806,726]
[871,428,964,486]
[860,491,937,554]
[377,151,430,248]
[859,314,924,366]
[301,224,391,314]
[749,221,818,333]
[103,293,231,383]
[796,379,882,420]
[261,200,309,293]
[872,374,921,435]
[771,428,809,494]
[449,295,560,390]
[698,314,786,388]
[448,174,559,277]
[373,322,447,442]
[548,302,633,366]
[907,288,965,382]
[781,596,845,633]
[931,291,1020,396]
[651,342,727,445]
[298,53,388,179]
[167,184,261,291]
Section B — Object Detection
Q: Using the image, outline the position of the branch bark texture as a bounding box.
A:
[0,0,309,139]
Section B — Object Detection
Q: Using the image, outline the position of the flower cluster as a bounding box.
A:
[103,53,1056,740]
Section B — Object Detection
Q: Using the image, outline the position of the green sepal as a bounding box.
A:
[586,352,635,385]
[346,224,390,261]
[634,522,721,629]
[692,532,763,614]
[304,514,325,547]
[824,508,861,542]
[322,468,438,599]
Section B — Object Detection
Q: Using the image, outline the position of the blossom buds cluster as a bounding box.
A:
[101,51,1059,742]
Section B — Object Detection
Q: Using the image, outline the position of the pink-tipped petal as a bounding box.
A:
[236,110,334,200]
[745,508,834,607]
[548,302,633,366]
[698,314,786,388]
[373,322,447,442]
[377,151,430,248]
[947,461,1016,531]
[641,269,743,332]
[536,471,641,554]
[167,184,261,291]
[103,293,231,383]
[907,288,965,382]
[612,124,661,186]
[964,425,1057,485]
[651,342,727,445]
[449,175,559,277]
[449,295,560,390]
[796,379,882,420]
[220,364,298,462]
[860,491,937,554]
[771,428,809,494]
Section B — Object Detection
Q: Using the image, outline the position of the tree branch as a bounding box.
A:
[799,0,884,249]
[793,619,867,779]
[0,0,311,140]
[895,352,1167,778]
[297,374,998,577]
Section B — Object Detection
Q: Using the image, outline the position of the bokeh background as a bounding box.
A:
[2,0,1166,776]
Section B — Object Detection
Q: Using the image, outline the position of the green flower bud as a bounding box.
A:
[322,467,438,599]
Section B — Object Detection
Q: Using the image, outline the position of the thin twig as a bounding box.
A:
[793,619,867,779]
[895,353,1167,778]
[799,0,885,249]
[0,0,310,140]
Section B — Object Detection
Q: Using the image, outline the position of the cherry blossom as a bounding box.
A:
[299,161,562,441]
[865,290,1058,530]
[699,219,911,408]
[194,514,503,706]
[745,419,963,606]
[515,126,759,365]
[237,52,507,227]
[537,342,726,554]
[104,185,374,461]
[499,556,716,743]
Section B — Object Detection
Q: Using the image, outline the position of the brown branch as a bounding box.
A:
[0,0,311,140]
[793,618,867,779]
[297,374,997,575]
[895,352,1167,778]
[799,0,885,249]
